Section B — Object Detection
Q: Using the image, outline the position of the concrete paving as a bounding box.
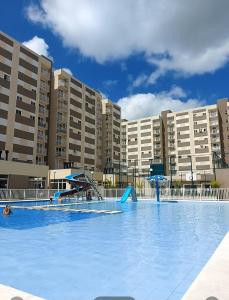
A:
[182,232,229,300]
[0,284,44,300]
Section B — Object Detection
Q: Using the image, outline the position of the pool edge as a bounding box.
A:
[181,231,229,300]
[0,284,45,300]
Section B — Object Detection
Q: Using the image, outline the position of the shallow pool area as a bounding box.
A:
[0,200,229,300]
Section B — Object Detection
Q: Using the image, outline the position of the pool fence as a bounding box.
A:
[0,187,229,201]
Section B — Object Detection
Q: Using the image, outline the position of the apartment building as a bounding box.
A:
[121,99,229,180]
[0,31,51,187]
[101,99,121,173]
[121,115,164,176]
[0,31,52,164]
[48,69,104,172]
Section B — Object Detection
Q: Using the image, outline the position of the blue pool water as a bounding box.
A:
[0,200,229,300]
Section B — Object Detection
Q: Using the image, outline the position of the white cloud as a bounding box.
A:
[117,88,204,120]
[62,68,73,75]
[26,0,229,80]
[99,91,108,99]
[132,74,148,88]
[120,62,127,72]
[103,79,118,87]
[166,86,187,98]
[23,36,50,58]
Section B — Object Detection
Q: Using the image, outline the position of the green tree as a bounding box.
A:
[174,180,183,188]
[210,180,220,188]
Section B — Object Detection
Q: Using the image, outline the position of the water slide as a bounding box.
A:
[53,173,103,201]
[120,186,137,203]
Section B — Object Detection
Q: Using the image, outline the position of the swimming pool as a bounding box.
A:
[0,200,229,300]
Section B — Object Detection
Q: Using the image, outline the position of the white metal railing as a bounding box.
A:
[0,188,229,202]
[101,188,229,201]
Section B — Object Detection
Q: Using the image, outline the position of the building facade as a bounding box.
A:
[121,99,229,181]
[0,31,52,165]
[101,99,121,173]
[0,31,52,187]
[48,69,104,172]
[1,31,229,188]
[121,115,164,176]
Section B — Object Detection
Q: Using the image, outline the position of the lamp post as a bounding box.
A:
[204,171,207,186]
[134,159,137,188]
[212,151,217,181]
[188,155,194,189]
[53,171,56,190]
[118,158,121,188]
[169,156,173,189]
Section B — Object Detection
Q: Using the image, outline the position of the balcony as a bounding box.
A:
[211,138,220,143]
[168,143,175,148]
[56,139,67,145]
[40,94,49,103]
[37,149,47,156]
[153,137,161,142]
[56,151,66,157]
[57,128,67,134]
[38,122,46,128]
[58,79,68,89]
[212,145,221,151]
[37,134,45,141]
[168,136,175,141]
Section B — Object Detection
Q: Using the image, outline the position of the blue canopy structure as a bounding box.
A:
[147,175,167,202]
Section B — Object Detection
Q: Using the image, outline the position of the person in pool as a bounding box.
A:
[3,205,12,216]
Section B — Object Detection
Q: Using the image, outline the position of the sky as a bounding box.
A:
[1,0,229,120]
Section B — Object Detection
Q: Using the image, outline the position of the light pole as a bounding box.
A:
[212,151,217,181]
[204,171,207,186]
[53,171,56,189]
[169,156,174,189]
[134,159,137,188]
[118,158,121,188]
[188,155,194,189]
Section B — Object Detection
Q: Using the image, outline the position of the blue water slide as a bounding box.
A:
[120,186,137,203]
[53,173,103,201]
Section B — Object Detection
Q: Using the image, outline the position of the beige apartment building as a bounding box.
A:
[121,115,164,176]
[0,31,122,188]
[121,99,229,182]
[101,99,121,173]
[48,69,104,172]
[1,30,229,189]
[0,31,52,188]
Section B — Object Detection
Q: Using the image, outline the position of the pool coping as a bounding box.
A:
[182,231,229,300]
[9,205,122,214]
[0,284,45,300]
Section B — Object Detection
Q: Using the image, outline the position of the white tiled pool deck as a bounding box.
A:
[0,284,44,300]
[182,232,229,300]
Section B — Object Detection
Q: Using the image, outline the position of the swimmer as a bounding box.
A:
[3,205,11,216]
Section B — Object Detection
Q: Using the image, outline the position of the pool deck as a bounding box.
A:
[182,232,229,300]
[0,284,44,300]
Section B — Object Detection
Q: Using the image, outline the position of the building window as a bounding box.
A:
[3,74,10,81]
[16,110,21,116]
[16,95,22,102]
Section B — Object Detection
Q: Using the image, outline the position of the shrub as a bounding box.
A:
[210,180,220,188]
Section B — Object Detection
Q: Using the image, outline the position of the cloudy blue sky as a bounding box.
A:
[1,0,229,120]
